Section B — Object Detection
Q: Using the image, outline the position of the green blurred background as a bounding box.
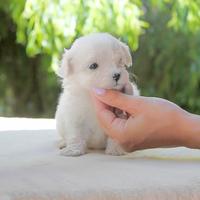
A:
[0,0,200,118]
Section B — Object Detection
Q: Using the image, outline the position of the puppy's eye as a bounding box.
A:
[89,63,98,70]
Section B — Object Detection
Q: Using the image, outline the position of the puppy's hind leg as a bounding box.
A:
[58,138,66,149]
[56,115,87,156]
[60,136,87,156]
[56,121,67,149]
[59,125,87,156]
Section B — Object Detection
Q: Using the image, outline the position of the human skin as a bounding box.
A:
[91,88,200,152]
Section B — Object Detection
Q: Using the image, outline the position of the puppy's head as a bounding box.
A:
[58,33,132,90]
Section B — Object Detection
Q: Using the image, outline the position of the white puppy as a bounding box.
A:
[55,33,139,156]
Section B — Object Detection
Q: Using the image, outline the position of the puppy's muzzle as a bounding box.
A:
[112,73,121,82]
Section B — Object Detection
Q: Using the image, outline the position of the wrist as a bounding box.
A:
[178,112,200,149]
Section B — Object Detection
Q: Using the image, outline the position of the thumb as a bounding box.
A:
[91,88,141,114]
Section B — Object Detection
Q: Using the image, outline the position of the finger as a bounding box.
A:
[91,95,127,141]
[91,93,109,111]
[91,88,142,114]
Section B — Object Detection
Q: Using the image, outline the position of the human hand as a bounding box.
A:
[91,89,200,151]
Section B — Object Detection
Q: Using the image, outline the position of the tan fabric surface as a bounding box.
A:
[0,118,200,200]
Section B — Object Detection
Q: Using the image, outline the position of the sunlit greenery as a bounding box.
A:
[9,0,148,70]
[134,1,200,113]
[0,0,200,117]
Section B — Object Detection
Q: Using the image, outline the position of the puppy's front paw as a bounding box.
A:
[105,139,126,156]
[105,146,126,156]
[60,140,86,156]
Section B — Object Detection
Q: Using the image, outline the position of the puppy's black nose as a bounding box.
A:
[113,73,121,82]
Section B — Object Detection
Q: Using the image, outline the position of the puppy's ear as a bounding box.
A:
[57,49,72,78]
[119,42,132,67]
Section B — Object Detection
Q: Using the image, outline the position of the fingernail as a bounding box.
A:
[93,88,106,95]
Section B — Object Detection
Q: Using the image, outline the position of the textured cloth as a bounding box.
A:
[0,117,200,200]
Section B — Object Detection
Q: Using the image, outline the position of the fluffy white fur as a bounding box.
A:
[55,33,139,156]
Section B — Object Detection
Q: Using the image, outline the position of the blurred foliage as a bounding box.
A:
[8,0,148,70]
[0,0,199,117]
[134,1,200,114]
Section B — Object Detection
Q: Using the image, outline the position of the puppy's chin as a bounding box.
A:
[112,84,124,91]
[103,82,126,92]
[85,82,127,92]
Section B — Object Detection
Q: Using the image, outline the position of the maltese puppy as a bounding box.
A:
[55,33,139,156]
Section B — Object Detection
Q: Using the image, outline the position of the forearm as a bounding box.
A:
[180,113,200,149]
